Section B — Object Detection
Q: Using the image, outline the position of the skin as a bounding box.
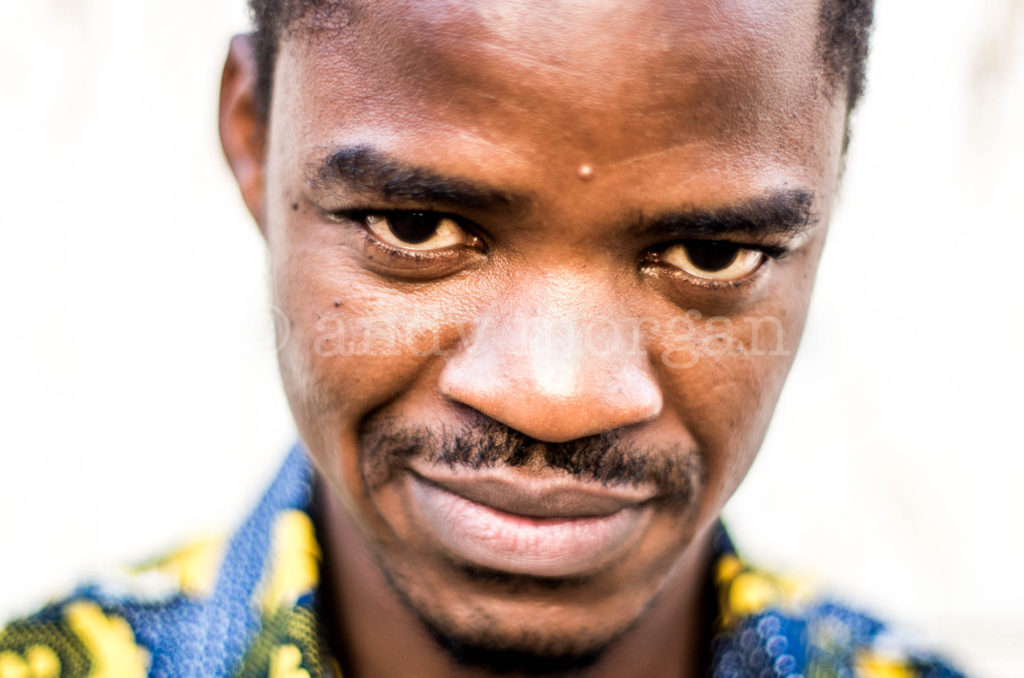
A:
[220,1,848,676]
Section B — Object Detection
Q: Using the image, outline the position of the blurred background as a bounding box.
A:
[0,1,1021,675]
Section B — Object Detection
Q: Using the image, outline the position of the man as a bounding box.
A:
[0,1,965,677]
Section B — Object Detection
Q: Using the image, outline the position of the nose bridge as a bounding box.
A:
[439,269,663,442]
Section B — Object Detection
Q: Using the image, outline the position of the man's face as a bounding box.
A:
[247,0,844,666]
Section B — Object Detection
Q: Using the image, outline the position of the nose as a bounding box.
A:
[438,271,663,442]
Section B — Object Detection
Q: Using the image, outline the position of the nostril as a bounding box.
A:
[438,347,664,444]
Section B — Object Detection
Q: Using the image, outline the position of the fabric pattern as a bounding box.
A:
[0,446,966,677]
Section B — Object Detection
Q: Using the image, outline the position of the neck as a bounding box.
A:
[316,483,715,678]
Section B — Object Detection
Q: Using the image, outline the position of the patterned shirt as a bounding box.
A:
[0,446,966,677]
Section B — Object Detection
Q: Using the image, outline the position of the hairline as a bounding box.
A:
[250,0,873,130]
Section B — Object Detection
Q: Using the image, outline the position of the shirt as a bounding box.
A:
[0,445,966,677]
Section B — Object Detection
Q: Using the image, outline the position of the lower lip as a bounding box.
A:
[407,476,649,578]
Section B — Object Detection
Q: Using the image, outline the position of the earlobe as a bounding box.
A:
[219,33,268,231]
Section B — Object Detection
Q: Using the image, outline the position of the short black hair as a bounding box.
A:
[248,0,874,124]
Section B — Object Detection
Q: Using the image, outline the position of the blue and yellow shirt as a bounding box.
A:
[0,446,966,677]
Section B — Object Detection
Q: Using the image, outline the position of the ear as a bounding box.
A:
[219,34,268,231]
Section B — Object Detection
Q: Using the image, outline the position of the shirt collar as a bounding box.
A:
[209,444,738,676]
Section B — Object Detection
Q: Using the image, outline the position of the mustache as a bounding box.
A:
[361,416,706,509]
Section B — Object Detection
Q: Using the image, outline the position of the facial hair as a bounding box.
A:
[353,412,707,675]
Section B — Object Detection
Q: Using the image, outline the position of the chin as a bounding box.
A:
[391,577,633,676]
[373,542,670,676]
[420,625,611,676]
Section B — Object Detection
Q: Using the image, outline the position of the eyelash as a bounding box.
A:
[324,207,790,287]
[642,240,788,289]
[326,208,483,270]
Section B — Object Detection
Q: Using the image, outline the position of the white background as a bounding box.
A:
[1,1,1021,676]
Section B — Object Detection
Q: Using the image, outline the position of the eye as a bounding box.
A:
[365,212,474,251]
[659,240,765,282]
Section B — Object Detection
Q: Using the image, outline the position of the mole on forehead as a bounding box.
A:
[278,0,832,172]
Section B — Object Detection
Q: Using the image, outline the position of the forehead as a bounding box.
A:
[273,0,843,200]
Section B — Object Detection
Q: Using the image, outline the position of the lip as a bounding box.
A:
[405,464,654,578]
[407,460,658,517]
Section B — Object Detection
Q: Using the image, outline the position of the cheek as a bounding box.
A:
[270,235,479,468]
[651,297,808,508]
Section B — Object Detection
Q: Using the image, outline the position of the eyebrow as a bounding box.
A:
[309,145,522,211]
[310,146,815,239]
[635,189,817,241]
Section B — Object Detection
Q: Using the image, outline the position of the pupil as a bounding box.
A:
[684,240,739,271]
[388,212,440,244]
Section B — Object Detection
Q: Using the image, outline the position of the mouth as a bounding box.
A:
[404,461,656,578]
